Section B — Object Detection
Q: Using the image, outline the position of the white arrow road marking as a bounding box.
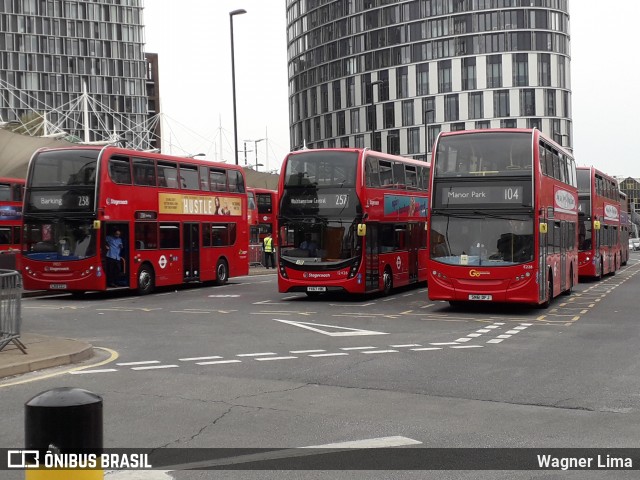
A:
[273,319,388,336]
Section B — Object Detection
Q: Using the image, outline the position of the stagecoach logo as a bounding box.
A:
[469,269,490,278]
[45,266,70,272]
[106,198,129,206]
[554,189,576,212]
[367,199,380,207]
[303,272,331,279]
[604,204,619,221]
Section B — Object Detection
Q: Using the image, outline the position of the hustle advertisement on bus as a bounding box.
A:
[383,194,428,217]
[159,194,242,216]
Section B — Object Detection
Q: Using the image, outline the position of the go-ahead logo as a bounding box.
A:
[469,269,490,278]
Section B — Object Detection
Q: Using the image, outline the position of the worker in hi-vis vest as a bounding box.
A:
[263,233,275,269]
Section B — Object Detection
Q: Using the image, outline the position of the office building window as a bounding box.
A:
[423,96,435,123]
[451,122,465,132]
[513,53,528,86]
[346,77,355,108]
[520,89,535,116]
[350,108,360,133]
[462,57,476,90]
[337,111,346,136]
[407,127,420,155]
[324,113,333,137]
[538,53,551,86]
[444,94,459,122]
[486,55,502,88]
[500,119,517,128]
[321,84,329,113]
[332,80,341,110]
[438,59,452,93]
[402,100,414,126]
[468,92,483,119]
[416,63,429,95]
[493,90,510,117]
[545,89,556,116]
[388,130,400,155]
[383,102,395,128]
[396,66,408,99]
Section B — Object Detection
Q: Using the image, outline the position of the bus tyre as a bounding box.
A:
[540,273,553,309]
[382,267,393,296]
[137,265,154,295]
[562,267,573,296]
[215,259,229,285]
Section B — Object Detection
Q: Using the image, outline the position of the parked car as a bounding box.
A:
[629,238,640,251]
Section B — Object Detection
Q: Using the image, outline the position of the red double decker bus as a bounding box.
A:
[248,187,278,245]
[576,166,621,278]
[277,148,429,296]
[21,146,249,294]
[427,129,578,307]
[0,177,25,269]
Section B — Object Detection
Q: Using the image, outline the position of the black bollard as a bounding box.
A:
[25,387,103,479]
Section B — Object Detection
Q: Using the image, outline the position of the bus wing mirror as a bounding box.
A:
[93,220,101,229]
[357,224,366,236]
[539,223,548,234]
[593,220,601,230]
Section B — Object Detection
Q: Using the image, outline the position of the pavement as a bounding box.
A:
[0,265,275,381]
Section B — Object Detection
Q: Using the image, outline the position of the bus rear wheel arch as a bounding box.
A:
[137,263,155,295]
[382,266,393,295]
[215,258,229,285]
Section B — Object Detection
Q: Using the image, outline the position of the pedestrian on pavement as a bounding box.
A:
[105,228,123,286]
[263,232,275,269]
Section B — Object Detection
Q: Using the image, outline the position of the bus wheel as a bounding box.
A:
[562,267,573,296]
[215,259,229,285]
[382,267,393,296]
[137,265,154,295]
[540,274,553,309]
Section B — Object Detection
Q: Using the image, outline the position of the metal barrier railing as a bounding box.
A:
[0,269,26,354]
[249,243,265,267]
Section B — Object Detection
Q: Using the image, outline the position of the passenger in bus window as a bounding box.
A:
[105,229,123,286]
[300,233,318,256]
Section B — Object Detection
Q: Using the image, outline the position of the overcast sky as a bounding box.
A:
[144,1,640,178]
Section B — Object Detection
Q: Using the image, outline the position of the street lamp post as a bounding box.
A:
[424,108,434,161]
[369,80,384,151]
[229,8,247,165]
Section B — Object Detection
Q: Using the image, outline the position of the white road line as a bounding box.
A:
[450,345,484,349]
[236,352,277,357]
[197,360,242,365]
[302,436,423,449]
[513,326,528,330]
[496,334,512,339]
[410,347,442,351]
[430,342,459,346]
[455,338,472,342]
[390,344,421,348]
[505,330,520,334]
[70,369,118,375]
[476,329,491,333]
[116,361,160,366]
[131,365,179,371]
[179,356,223,361]
[309,353,349,357]
[361,349,399,354]
[485,325,500,329]
[290,349,326,354]
[340,346,375,350]
[466,333,482,337]
[487,339,504,344]
[520,323,533,326]
[255,356,298,361]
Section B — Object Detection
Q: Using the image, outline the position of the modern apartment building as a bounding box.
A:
[0,0,155,149]
[286,0,572,160]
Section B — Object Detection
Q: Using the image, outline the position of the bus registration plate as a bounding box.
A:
[50,284,68,290]
[469,294,492,301]
[307,286,327,292]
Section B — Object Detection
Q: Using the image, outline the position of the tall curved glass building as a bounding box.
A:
[286,0,571,160]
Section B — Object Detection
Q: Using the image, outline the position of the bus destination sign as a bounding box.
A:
[288,193,349,209]
[441,185,525,206]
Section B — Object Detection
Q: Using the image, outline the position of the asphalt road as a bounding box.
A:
[3,255,640,479]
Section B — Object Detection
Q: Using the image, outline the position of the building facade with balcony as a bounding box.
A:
[286,0,572,160]
[0,0,155,149]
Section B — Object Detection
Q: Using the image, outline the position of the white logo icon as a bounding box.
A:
[7,450,40,468]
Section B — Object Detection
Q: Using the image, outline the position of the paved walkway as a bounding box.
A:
[0,266,275,380]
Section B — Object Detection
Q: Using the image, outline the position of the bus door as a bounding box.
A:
[183,223,200,282]
[559,220,567,291]
[538,214,549,303]
[408,223,419,283]
[365,223,379,292]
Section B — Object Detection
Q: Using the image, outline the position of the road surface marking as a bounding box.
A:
[197,360,242,365]
[116,361,160,366]
[361,349,398,354]
[340,346,375,350]
[390,344,421,348]
[70,369,118,375]
[430,342,459,346]
[450,345,484,349]
[131,365,179,370]
[411,347,442,351]
[237,352,277,357]
[290,349,326,353]
[255,356,298,361]
[309,353,349,357]
[454,338,472,343]
[487,339,503,344]
[274,319,388,336]
[179,356,223,361]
